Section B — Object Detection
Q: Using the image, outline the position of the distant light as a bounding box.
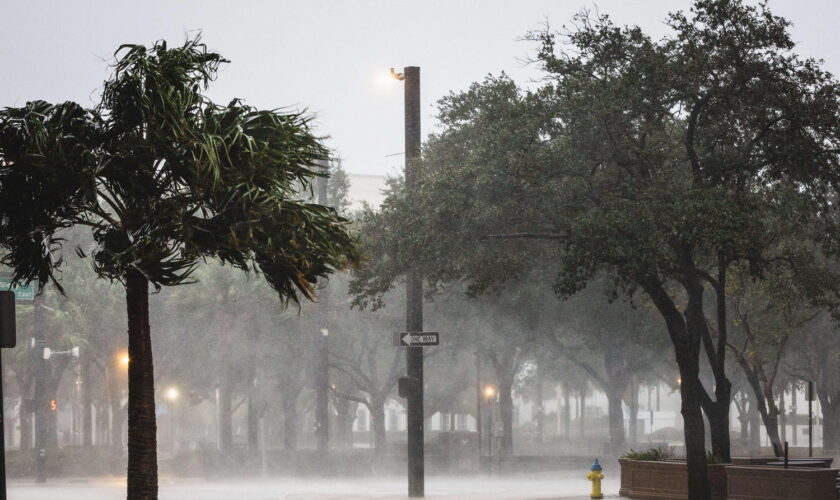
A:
[483,385,496,400]
[165,387,180,402]
[119,352,130,368]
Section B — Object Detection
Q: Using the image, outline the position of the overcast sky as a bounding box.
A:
[1,1,838,176]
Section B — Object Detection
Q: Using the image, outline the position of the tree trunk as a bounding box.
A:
[737,392,748,447]
[19,399,31,450]
[817,388,839,451]
[125,269,157,500]
[111,392,124,451]
[748,391,761,453]
[217,375,232,452]
[247,368,259,454]
[779,389,786,444]
[563,381,571,440]
[281,392,298,451]
[606,387,626,451]
[681,370,711,500]
[705,394,732,462]
[644,276,712,500]
[334,398,356,449]
[498,378,514,457]
[743,368,783,456]
[762,410,783,457]
[370,401,386,456]
[629,379,639,445]
[578,384,585,438]
[603,342,628,450]
[96,403,106,446]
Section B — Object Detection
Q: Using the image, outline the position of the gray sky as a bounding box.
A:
[1,0,837,176]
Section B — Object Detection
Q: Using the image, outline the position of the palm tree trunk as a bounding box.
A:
[125,269,158,500]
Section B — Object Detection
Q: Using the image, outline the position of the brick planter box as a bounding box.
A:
[725,465,838,500]
[731,456,834,467]
[618,459,727,500]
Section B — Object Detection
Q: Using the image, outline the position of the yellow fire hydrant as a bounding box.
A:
[587,458,604,499]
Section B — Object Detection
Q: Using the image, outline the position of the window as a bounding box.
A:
[456,413,466,431]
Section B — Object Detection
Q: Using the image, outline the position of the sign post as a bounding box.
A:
[0,290,17,500]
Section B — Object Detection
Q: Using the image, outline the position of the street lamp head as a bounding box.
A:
[165,387,179,402]
[483,385,496,400]
[390,67,405,81]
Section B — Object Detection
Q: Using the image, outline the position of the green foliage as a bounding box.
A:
[350,74,556,309]
[622,447,674,461]
[0,36,357,302]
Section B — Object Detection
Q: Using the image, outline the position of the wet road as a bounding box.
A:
[7,471,620,499]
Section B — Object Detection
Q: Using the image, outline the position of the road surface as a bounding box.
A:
[7,471,620,499]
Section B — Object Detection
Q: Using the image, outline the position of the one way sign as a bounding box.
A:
[395,332,440,347]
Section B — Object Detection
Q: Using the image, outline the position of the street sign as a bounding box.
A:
[0,277,34,302]
[396,332,439,347]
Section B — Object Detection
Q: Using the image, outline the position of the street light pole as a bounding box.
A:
[395,65,425,498]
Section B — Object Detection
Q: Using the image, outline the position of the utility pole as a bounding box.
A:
[400,66,424,498]
[314,160,330,461]
[32,294,47,483]
[0,289,17,500]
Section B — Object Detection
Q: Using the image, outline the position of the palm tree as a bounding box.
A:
[0,38,357,499]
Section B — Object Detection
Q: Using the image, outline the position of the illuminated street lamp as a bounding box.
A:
[117,351,130,370]
[164,387,179,402]
[483,385,497,400]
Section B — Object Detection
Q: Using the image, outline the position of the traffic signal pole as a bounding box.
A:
[403,66,425,498]
[32,295,46,483]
